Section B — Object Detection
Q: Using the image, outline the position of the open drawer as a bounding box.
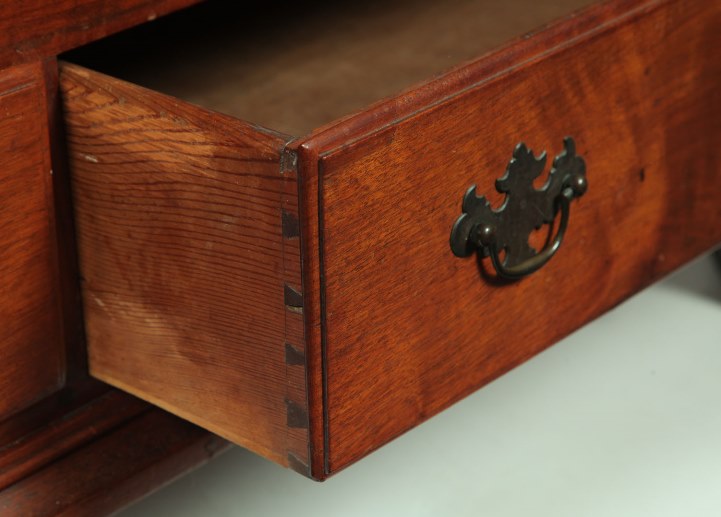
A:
[59,0,721,479]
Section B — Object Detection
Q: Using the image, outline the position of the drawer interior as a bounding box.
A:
[64,0,591,136]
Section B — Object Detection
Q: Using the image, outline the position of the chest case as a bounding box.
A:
[51,0,721,481]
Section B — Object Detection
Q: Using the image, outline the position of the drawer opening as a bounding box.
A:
[63,0,591,137]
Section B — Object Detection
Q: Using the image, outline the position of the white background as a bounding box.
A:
[120,252,721,517]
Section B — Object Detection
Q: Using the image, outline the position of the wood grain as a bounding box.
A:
[0,61,65,420]
[281,149,311,475]
[43,57,92,382]
[0,409,227,516]
[0,379,108,453]
[60,63,304,468]
[0,390,147,489]
[0,0,202,69]
[295,0,721,475]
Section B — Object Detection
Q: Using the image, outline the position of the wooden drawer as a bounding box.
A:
[59,0,721,479]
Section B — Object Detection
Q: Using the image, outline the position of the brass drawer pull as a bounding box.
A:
[450,137,587,280]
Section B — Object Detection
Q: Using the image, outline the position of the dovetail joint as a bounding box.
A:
[282,210,300,239]
[285,398,309,429]
[285,343,305,366]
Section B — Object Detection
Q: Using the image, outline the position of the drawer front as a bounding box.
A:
[0,62,65,419]
[296,0,721,474]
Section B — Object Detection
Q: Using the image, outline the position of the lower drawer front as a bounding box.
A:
[303,0,721,473]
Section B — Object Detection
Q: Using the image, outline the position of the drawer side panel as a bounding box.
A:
[60,63,307,468]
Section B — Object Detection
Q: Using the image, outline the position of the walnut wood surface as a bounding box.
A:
[59,63,308,470]
[0,61,65,420]
[0,0,202,69]
[0,409,227,516]
[294,0,721,475]
[64,0,592,136]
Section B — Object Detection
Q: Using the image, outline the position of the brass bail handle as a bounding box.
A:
[450,137,587,280]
